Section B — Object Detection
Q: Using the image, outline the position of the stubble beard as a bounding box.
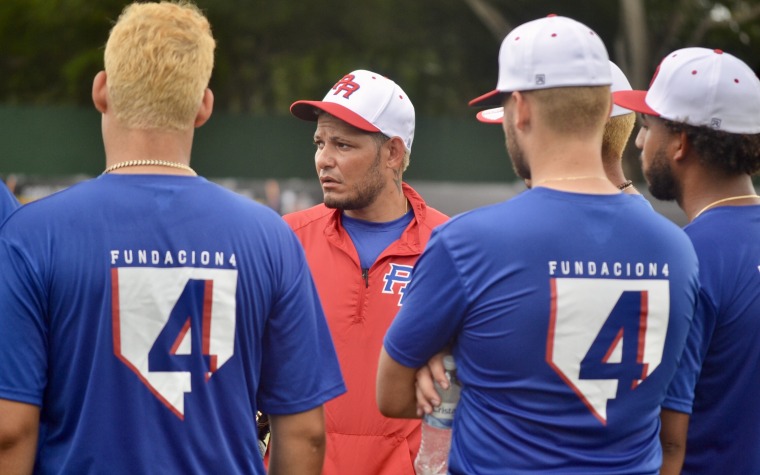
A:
[323,148,385,210]
[506,119,530,181]
[644,147,680,202]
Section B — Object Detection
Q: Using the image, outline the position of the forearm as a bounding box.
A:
[267,407,326,475]
[660,409,689,475]
[660,441,686,475]
[376,347,420,418]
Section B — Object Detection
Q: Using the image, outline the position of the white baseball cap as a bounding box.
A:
[290,69,415,151]
[476,61,633,123]
[469,14,611,108]
[613,47,760,134]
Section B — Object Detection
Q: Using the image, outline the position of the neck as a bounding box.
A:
[343,185,409,223]
[102,122,195,175]
[103,159,196,176]
[682,174,758,221]
[525,132,617,194]
[602,156,637,194]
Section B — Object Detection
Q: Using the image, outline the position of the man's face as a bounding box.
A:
[313,114,386,210]
[635,115,680,201]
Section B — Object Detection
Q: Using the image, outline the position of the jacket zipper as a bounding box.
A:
[361,267,369,288]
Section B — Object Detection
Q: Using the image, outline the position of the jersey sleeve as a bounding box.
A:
[662,289,714,413]
[256,229,346,415]
[0,181,20,225]
[0,237,48,406]
[383,228,468,368]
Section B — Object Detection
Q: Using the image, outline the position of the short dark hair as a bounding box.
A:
[661,119,760,175]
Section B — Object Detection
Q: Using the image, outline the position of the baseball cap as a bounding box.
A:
[290,69,415,151]
[469,14,611,108]
[613,47,760,134]
[476,61,633,123]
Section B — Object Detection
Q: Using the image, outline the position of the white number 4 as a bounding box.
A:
[111,267,238,419]
[546,278,670,425]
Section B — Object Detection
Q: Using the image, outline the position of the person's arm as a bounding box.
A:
[660,408,689,475]
[267,406,326,475]
[376,347,421,419]
[0,399,39,475]
[414,350,449,417]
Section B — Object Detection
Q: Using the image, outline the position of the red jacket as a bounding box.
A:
[284,183,448,475]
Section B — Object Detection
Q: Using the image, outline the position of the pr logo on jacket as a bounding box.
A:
[382,263,413,306]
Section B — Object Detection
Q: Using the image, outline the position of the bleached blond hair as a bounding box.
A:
[602,113,636,164]
[104,1,215,130]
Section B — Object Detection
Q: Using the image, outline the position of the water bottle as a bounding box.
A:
[414,355,461,475]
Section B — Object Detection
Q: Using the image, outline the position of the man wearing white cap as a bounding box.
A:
[377,15,699,473]
[279,70,448,474]
[475,61,639,194]
[614,47,760,475]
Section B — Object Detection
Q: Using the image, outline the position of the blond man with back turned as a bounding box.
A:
[0,2,344,474]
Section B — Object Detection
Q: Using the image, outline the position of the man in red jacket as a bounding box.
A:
[283,69,448,474]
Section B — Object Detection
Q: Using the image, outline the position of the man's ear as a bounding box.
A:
[92,71,108,114]
[194,88,214,128]
[384,136,407,170]
[672,130,690,163]
[512,91,531,131]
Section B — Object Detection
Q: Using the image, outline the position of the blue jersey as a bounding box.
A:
[384,188,699,474]
[0,180,20,224]
[0,174,345,474]
[663,206,760,474]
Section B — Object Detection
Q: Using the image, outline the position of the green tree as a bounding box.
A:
[1,0,758,114]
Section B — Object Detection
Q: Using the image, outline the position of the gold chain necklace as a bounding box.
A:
[102,159,196,176]
[533,175,608,187]
[693,194,760,219]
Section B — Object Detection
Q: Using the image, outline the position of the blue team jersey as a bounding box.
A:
[384,188,699,474]
[0,180,20,224]
[663,205,760,474]
[0,174,345,474]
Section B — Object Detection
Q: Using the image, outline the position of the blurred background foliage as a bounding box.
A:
[2,0,759,116]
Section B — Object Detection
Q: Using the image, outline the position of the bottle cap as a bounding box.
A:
[443,355,456,371]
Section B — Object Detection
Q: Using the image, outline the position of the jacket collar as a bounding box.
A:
[324,182,425,254]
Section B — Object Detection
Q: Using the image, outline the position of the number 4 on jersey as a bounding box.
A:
[546,278,670,425]
[112,267,238,420]
[148,279,219,383]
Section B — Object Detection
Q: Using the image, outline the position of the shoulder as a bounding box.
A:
[402,183,449,230]
[1,178,94,223]
[283,204,333,232]
[435,200,506,234]
[418,205,448,228]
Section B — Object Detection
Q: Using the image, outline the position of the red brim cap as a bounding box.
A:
[611,90,660,117]
[468,90,507,108]
[475,108,504,124]
[290,100,381,132]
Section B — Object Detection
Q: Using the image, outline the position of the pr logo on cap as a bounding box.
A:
[290,69,416,152]
[332,74,361,99]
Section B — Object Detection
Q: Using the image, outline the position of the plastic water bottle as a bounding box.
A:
[414,355,461,475]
